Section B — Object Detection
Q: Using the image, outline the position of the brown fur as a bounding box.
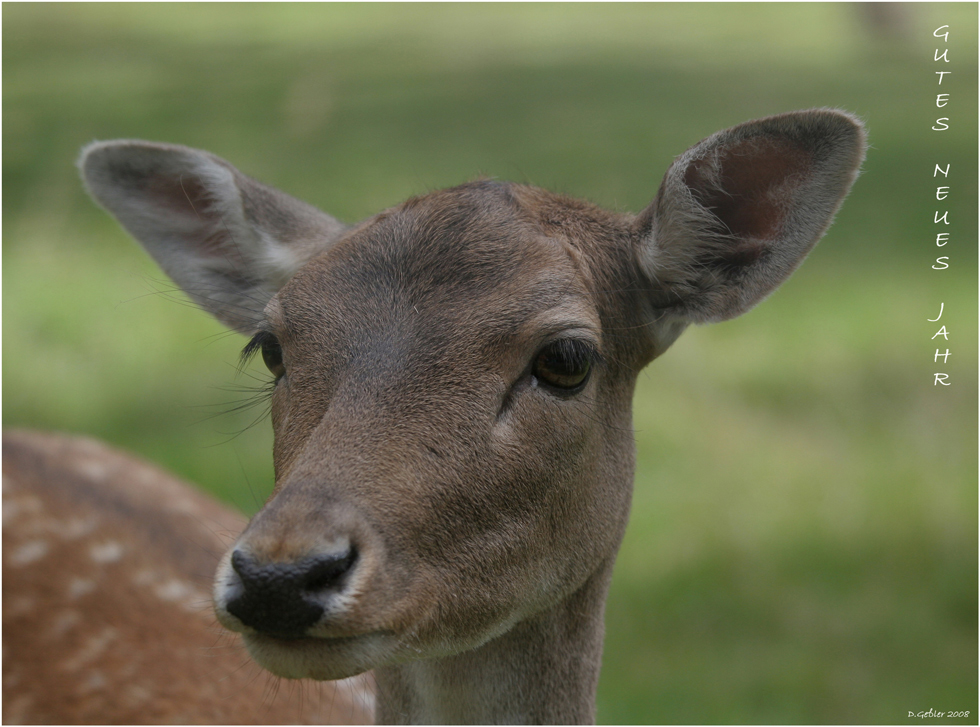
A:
[2,430,374,725]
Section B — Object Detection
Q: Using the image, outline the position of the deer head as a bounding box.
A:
[80,109,864,723]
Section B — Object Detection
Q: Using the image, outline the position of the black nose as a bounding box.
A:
[225,547,357,639]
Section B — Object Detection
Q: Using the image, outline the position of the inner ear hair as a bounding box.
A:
[637,109,866,324]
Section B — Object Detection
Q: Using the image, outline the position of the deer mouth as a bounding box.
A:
[240,629,394,681]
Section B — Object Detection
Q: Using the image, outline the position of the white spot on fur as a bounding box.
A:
[9,540,49,566]
[49,610,81,639]
[134,570,205,611]
[90,540,124,563]
[167,497,201,516]
[60,626,118,671]
[75,457,110,482]
[61,516,100,540]
[68,577,97,599]
[79,670,107,693]
[3,494,43,526]
[155,579,193,602]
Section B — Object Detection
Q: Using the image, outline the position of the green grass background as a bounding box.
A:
[4,3,977,723]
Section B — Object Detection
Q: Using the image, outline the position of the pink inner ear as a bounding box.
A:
[143,172,236,258]
[146,172,213,217]
[684,136,811,241]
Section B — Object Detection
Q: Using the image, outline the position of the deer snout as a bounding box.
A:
[214,502,377,638]
[221,546,357,639]
[212,502,400,680]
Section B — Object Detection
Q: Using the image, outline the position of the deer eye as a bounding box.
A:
[261,338,285,378]
[242,331,285,380]
[532,339,595,392]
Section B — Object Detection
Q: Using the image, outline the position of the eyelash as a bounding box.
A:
[241,331,285,380]
[531,338,600,393]
[240,331,276,367]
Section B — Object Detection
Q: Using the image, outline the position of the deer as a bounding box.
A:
[2,429,375,724]
[27,108,864,725]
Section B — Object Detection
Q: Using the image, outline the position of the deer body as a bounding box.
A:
[69,110,863,724]
[2,430,374,725]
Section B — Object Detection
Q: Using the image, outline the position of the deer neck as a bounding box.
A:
[374,560,614,725]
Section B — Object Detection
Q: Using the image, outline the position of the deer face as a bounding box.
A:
[221,182,645,678]
[79,109,865,683]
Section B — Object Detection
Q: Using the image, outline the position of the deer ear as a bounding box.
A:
[79,141,347,333]
[637,109,865,324]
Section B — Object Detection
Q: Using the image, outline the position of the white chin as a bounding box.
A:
[241,632,392,681]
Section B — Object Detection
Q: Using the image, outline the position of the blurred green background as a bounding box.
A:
[4,3,977,723]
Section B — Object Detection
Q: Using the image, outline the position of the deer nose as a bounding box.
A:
[225,546,357,639]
